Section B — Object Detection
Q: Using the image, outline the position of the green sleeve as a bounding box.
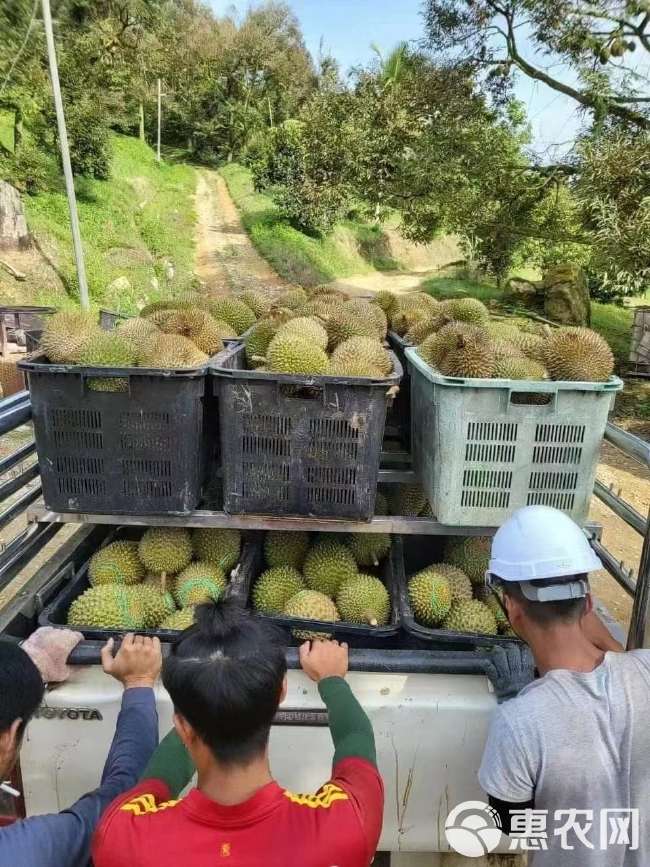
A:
[139,729,195,798]
[318,676,377,768]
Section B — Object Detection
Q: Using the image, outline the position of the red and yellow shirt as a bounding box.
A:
[92,757,384,867]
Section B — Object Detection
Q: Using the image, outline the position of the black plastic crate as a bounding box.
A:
[39,527,264,640]
[236,534,402,648]
[99,309,132,330]
[386,331,411,449]
[25,330,42,352]
[19,353,208,515]
[210,344,402,520]
[395,535,520,649]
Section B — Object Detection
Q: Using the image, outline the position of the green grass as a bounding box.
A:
[0,110,13,153]
[220,163,399,286]
[421,276,503,305]
[22,134,196,312]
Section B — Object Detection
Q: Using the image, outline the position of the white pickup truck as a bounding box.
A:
[0,392,644,866]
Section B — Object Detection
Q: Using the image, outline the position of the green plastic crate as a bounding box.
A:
[406,347,623,527]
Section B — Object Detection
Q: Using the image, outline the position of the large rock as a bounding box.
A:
[106,276,131,294]
[542,264,590,326]
[0,181,29,250]
[505,277,542,308]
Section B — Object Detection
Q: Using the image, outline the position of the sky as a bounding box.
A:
[208,0,585,160]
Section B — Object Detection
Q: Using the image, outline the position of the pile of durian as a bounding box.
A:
[407,536,515,637]
[241,286,394,377]
[250,529,393,639]
[67,527,242,632]
[38,293,260,389]
[377,290,615,383]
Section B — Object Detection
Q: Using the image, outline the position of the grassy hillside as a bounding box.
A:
[14,135,196,312]
[220,163,399,286]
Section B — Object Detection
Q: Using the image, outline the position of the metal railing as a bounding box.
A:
[0,392,648,648]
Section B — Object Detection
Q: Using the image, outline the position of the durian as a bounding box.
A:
[346,300,388,339]
[303,539,358,597]
[209,298,256,335]
[131,584,170,628]
[116,317,160,363]
[386,483,427,517]
[277,317,328,350]
[373,291,398,317]
[443,599,497,635]
[330,338,392,377]
[142,334,208,369]
[41,310,100,364]
[432,563,473,605]
[374,491,389,516]
[79,332,136,392]
[138,528,193,580]
[345,533,391,567]
[237,290,272,318]
[494,357,547,381]
[444,536,492,585]
[474,586,510,633]
[264,531,310,570]
[438,331,495,378]
[191,528,241,573]
[336,574,390,626]
[326,307,379,349]
[408,570,452,626]
[88,541,144,587]
[160,607,196,631]
[173,562,227,607]
[67,585,143,629]
[253,566,305,613]
[544,327,614,382]
[442,297,490,327]
[266,333,329,375]
[278,289,309,310]
[283,589,340,640]
[245,320,279,368]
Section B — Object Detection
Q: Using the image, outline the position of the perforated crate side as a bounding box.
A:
[22,356,207,515]
[212,345,401,519]
[407,347,622,527]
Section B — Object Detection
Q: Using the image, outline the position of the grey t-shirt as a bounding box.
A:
[479,650,650,866]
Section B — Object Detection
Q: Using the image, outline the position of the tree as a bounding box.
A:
[423,0,650,129]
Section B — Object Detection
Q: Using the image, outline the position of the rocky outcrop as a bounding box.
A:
[504,265,590,326]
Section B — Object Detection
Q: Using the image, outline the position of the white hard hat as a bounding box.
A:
[489,505,602,583]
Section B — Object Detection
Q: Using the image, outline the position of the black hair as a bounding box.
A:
[162,600,287,766]
[0,641,44,737]
[502,574,588,625]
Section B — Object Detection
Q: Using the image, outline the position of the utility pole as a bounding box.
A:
[157,78,162,162]
[41,0,90,311]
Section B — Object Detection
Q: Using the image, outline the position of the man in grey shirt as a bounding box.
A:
[478,505,647,866]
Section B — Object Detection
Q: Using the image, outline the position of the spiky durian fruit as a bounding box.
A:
[277,317,328,350]
[142,334,208,369]
[346,300,388,340]
[544,327,614,382]
[131,584,170,628]
[303,539,358,597]
[79,332,137,392]
[374,491,389,516]
[474,586,510,634]
[266,333,329,375]
[386,483,427,517]
[191,528,241,573]
[487,322,522,342]
[284,589,340,640]
[325,306,379,349]
[404,316,443,345]
[253,566,305,614]
[159,309,226,356]
[41,310,100,364]
[491,339,525,365]
[509,331,548,365]
[408,570,452,626]
[209,298,256,335]
[67,585,143,629]
[444,536,492,585]
[160,607,196,631]
[264,531,310,570]
[432,563,473,605]
[237,290,272,318]
[443,599,498,635]
[143,573,177,615]
[391,307,429,337]
[373,291,398,317]
[494,357,547,381]
[138,528,193,578]
[345,533,391,567]
[397,293,441,314]
[336,574,390,626]
[89,541,145,587]
[438,331,496,378]
[116,318,161,363]
[329,337,392,378]
[442,297,490,327]
[245,320,279,368]
[173,562,227,607]
[417,322,483,370]
[278,288,309,310]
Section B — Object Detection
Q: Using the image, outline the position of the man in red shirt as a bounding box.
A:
[92,601,383,867]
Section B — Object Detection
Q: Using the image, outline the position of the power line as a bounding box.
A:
[0,0,40,98]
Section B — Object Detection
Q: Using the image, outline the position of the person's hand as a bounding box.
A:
[101,634,161,689]
[21,627,83,683]
[299,639,348,683]
[483,644,535,704]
